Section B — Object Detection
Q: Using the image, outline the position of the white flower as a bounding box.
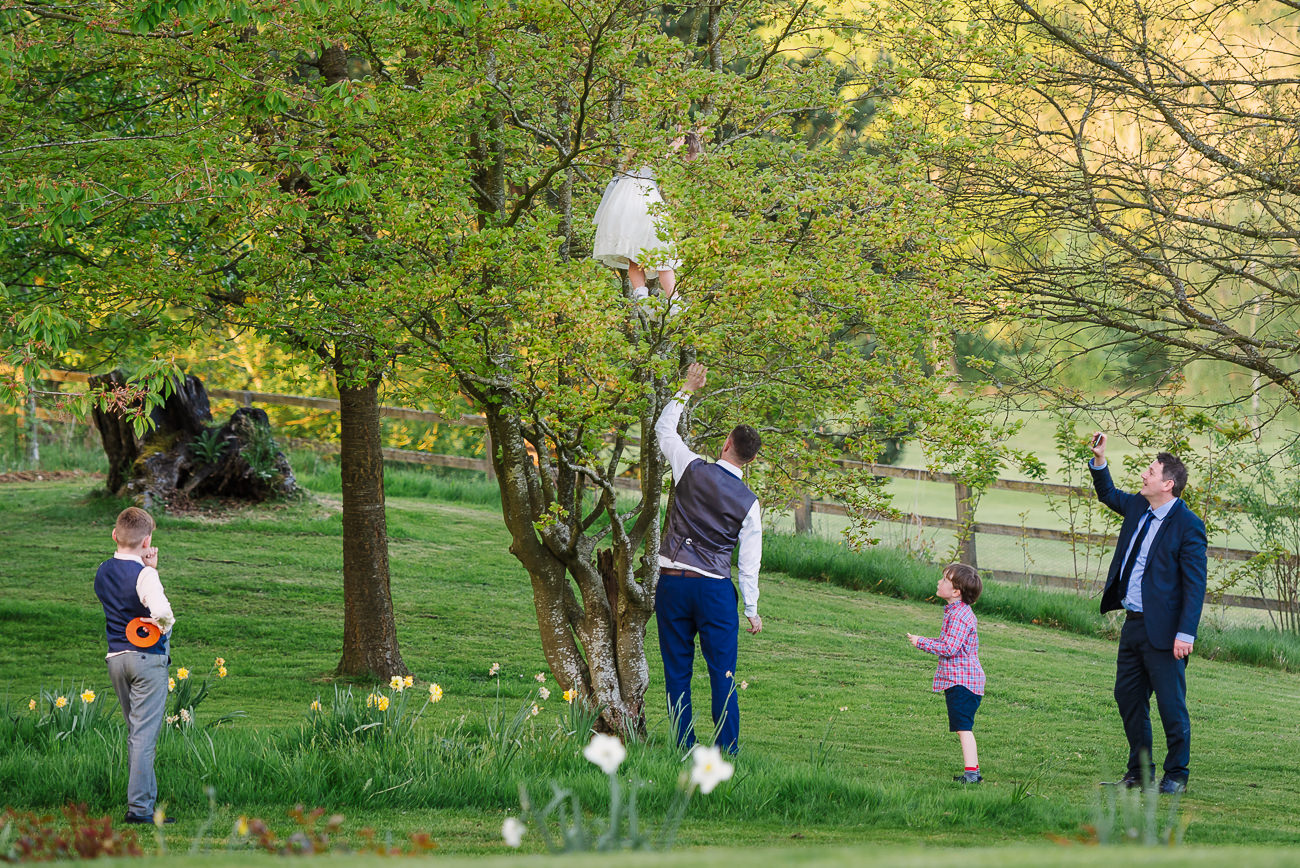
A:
[583,732,626,775]
[534,672,546,683]
[179,708,192,723]
[689,745,734,794]
[501,817,526,848]
[489,662,500,677]
[538,686,550,700]
[739,680,748,690]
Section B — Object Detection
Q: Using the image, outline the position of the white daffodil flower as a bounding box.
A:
[501,816,526,848]
[689,745,734,794]
[583,732,627,775]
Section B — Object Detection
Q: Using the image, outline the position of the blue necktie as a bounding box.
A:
[1117,509,1155,607]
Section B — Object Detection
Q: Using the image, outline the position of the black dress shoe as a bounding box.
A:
[1102,772,1152,788]
[1158,777,1187,795]
[123,813,176,824]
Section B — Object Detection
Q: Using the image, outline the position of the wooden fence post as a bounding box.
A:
[954,481,978,569]
[793,492,813,535]
[483,429,497,481]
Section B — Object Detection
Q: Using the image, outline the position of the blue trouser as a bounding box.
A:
[106,651,169,817]
[656,572,740,753]
[1115,616,1190,781]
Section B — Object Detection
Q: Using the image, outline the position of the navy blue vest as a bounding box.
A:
[94,558,169,656]
[661,458,758,579]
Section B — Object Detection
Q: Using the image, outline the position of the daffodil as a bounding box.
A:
[177,667,190,680]
[168,677,176,692]
[689,745,735,794]
[501,817,526,848]
[403,675,413,688]
[28,699,36,711]
[538,686,550,701]
[310,699,323,712]
[534,672,546,683]
[429,683,443,702]
[377,695,390,711]
[55,696,67,708]
[215,657,225,667]
[390,675,404,691]
[583,733,626,775]
[81,689,96,703]
[366,693,377,708]
[166,714,179,725]
[489,662,500,677]
[530,703,540,717]
[236,816,249,837]
[739,680,748,690]
[180,708,192,723]
[563,689,576,704]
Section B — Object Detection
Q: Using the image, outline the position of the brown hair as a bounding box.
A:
[114,507,155,548]
[684,129,705,161]
[729,424,761,463]
[944,562,982,605]
[1155,451,1188,497]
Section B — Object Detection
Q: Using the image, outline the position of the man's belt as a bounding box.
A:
[661,568,710,579]
[1124,609,1144,620]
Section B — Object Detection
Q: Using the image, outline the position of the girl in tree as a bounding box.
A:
[591,131,704,313]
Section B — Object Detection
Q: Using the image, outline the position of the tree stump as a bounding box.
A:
[89,371,299,507]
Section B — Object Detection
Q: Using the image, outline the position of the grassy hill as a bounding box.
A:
[2,477,1300,862]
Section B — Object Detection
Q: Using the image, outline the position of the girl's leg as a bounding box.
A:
[958,731,979,769]
[657,268,676,298]
[627,261,648,293]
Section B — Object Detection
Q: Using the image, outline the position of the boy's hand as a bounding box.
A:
[906,633,921,647]
[746,614,762,634]
[142,547,159,568]
[682,362,707,394]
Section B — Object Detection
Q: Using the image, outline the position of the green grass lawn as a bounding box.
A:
[3,478,1300,863]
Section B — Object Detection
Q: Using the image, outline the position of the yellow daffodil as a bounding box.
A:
[168,677,176,692]
[236,816,249,837]
[403,675,413,688]
[218,666,227,678]
[429,683,443,703]
[177,667,190,680]
[81,690,96,703]
[55,696,68,708]
[28,699,36,711]
[377,695,390,712]
[563,689,576,704]
[390,675,404,691]
[310,699,322,712]
[366,693,377,708]
[215,657,226,667]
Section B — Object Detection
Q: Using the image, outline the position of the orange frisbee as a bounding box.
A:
[125,617,161,648]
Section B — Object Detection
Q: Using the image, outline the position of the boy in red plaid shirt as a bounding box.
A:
[907,563,985,783]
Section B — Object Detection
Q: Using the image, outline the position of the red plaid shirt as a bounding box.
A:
[914,600,984,695]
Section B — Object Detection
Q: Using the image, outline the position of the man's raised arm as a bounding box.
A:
[655,363,707,483]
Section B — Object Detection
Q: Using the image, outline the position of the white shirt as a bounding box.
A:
[655,393,762,617]
[105,553,175,659]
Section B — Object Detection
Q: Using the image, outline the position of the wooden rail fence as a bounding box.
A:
[2,368,1282,610]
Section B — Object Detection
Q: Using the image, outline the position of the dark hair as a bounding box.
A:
[684,130,705,160]
[945,562,982,605]
[729,424,761,463]
[115,507,155,547]
[1156,451,1188,497]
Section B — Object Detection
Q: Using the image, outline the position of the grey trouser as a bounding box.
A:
[106,652,169,817]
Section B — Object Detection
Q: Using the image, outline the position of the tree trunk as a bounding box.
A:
[334,375,407,679]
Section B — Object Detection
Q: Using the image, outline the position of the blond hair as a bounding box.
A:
[114,507,155,548]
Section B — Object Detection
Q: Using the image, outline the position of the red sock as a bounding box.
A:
[965,766,979,772]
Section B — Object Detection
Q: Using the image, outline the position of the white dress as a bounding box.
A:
[591,167,681,273]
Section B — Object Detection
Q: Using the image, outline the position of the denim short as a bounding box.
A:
[945,685,982,732]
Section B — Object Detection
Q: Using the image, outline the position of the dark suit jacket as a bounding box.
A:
[1092,464,1208,650]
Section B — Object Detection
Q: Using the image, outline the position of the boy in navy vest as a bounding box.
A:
[655,362,763,755]
[94,507,176,824]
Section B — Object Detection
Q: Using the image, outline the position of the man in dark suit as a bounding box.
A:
[1090,433,1207,794]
